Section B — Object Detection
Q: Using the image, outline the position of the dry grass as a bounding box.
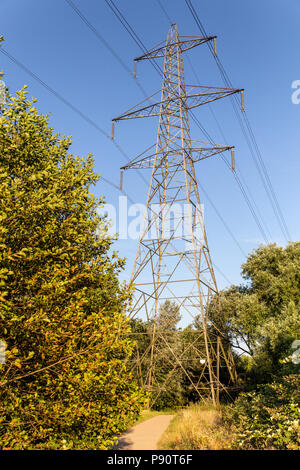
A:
[157,403,233,450]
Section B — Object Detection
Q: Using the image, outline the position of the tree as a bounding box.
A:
[210,243,300,382]
[0,84,145,449]
[151,300,184,409]
[130,301,184,409]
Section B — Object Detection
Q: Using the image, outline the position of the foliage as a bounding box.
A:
[0,86,145,449]
[242,243,300,314]
[223,375,300,450]
[130,301,185,410]
[151,301,185,410]
[210,243,300,382]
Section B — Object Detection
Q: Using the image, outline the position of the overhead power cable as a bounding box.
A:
[156,0,173,24]
[64,0,148,100]
[104,0,164,76]
[104,0,271,245]
[0,47,149,191]
[151,0,271,242]
[185,0,291,242]
[186,54,272,241]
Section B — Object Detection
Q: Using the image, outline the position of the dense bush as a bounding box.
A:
[224,375,300,449]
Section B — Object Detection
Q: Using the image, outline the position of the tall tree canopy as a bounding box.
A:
[0,84,144,449]
[211,243,300,381]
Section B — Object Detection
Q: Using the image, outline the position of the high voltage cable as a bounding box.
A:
[212,262,233,286]
[104,0,271,245]
[0,2,240,254]
[156,0,172,24]
[197,181,247,257]
[153,0,271,243]
[104,0,164,77]
[64,0,149,100]
[0,47,149,192]
[0,0,236,249]
[189,112,269,244]
[2,1,270,256]
[92,0,251,260]
[186,54,273,241]
[154,0,271,243]
[0,49,109,138]
[185,0,291,242]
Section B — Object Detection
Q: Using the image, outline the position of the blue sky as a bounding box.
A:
[1,0,299,290]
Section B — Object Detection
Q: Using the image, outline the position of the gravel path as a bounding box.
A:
[116,414,174,450]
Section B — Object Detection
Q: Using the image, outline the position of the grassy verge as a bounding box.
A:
[157,403,233,450]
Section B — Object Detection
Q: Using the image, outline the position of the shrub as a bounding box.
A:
[223,375,300,450]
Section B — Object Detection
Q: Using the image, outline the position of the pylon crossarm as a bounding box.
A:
[120,144,234,170]
[135,36,216,62]
[185,86,243,110]
[191,145,234,163]
[112,89,161,123]
[120,137,178,171]
[112,87,243,122]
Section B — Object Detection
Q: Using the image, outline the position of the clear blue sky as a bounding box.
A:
[1,0,299,290]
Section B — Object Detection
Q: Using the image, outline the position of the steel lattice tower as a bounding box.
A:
[112,24,243,405]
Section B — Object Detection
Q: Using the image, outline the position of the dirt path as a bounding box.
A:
[116,415,174,450]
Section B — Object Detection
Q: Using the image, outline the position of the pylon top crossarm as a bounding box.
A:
[134,35,217,62]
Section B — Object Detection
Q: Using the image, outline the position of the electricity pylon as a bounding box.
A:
[112,24,243,405]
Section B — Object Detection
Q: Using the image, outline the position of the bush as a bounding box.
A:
[223,374,300,450]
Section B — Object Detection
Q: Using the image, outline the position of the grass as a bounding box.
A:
[157,403,234,450]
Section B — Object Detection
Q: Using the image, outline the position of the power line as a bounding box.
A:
[156,0,271,243]
[104,0,164,77]
[212,262,233,286]
[64,0,148,100]
[104,0,271,245]
[185,0,291,242]
[197,181,247,257]
[189,111,269,244]
[156,0,172,24]
[69,0,254,260]
[0,47,149,192]
[0,49,108,138]
[186,52,272,241]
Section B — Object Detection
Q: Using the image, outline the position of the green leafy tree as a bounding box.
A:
[150,300,184,409]
[0,84,144,449]
[131,301,184,409]
[210,243,300,382]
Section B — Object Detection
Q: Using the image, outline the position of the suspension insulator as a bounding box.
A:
[241,91,245,112]
[231,149,235,171]
[134,60,137,78]
[112,121,115,140]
